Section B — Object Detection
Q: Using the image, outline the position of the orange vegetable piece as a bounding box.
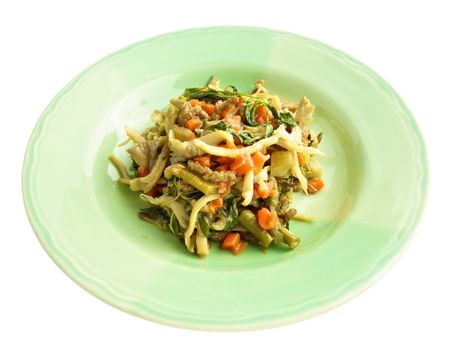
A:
[137,166,149,177]
[190,99,201,107]
[257,208,278,231]
[221,233,240,250]
[185,117,202,131]
[307,179,325,194]
[211,197,224,209]
[217,156,233,166]
[224,114,242,131]
[253,180,276,199]
[297,153,305,166]
[236,98,244,107]
[208,197,224,214]
[201,102,215,116]
[230,154,254,176]
[255,105,267,118]
[194,155,211,167]
[231,241,248,254]
[251,152,269,174]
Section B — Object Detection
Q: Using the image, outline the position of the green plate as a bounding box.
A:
[22,27,427,330]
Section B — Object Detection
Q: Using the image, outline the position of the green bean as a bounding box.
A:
[166,164,217,195]
[276,223,300,249]
[239,210,273,248]
[269,228,284,244]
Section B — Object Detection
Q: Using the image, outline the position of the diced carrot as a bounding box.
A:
[138,166,149,177]
[201,102,215,116]
[268,180,278,197]
[254,183,268,199]
[255,105,268,119]
[194,155,211,167]
[307,179,325,194]
[221,233,240,250]
[257,208,278,231]
[224,114,242,131]
[208,197,224,214]
[185,117,202,131]
[217,156,233,166]
[251,152,269,174]
[297,152,305,166]
[254,180,277,199]
[230,154,254,176]
[231,241,248,254]
[212,197,224,209]
[255,105,269,123]
[190,99,201,107]
[236,98,244,107]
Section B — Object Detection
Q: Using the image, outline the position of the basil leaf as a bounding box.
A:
[278,111,296,127]
[198,214,212,237]
[224,196,239,230]
[183,87,238,103]
[169,212,180,236]
[243,99,257,126]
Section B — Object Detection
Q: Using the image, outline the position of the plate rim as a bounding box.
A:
[22,26,428,331]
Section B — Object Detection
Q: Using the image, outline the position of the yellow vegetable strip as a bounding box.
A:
[108,153,130,179]
[184,194,219,252]
[241,170,255,206]
[124,126,146,144]
[193,135,279,158]
[292,214,314,222]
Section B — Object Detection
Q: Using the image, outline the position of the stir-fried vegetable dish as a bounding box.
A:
[109,77,325,257]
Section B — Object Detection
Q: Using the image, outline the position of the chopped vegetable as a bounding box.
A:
[251,151,269,174]
[185,117,203,131]
[232,241,248,254]
[239,210,273,248]
[194,155,212,168]
[201,102,215,116]
[257,208,278,230]
[138,166,149,177]
[221,233,240,250]
[230,153,254,176]
[270,151,293,177]
[307,178,325,194]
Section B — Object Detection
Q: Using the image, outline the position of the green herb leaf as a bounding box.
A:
[169,212,180,236]
[140,205,170,221]
[278,111,296,127]
[224,196,239,230]
[243,99,258,126]
[183,87,238,103]
[224,85,238,94]
[198,214,212,237]
[206,121,254,145]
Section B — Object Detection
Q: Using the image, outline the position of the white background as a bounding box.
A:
[1,1,454,349]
